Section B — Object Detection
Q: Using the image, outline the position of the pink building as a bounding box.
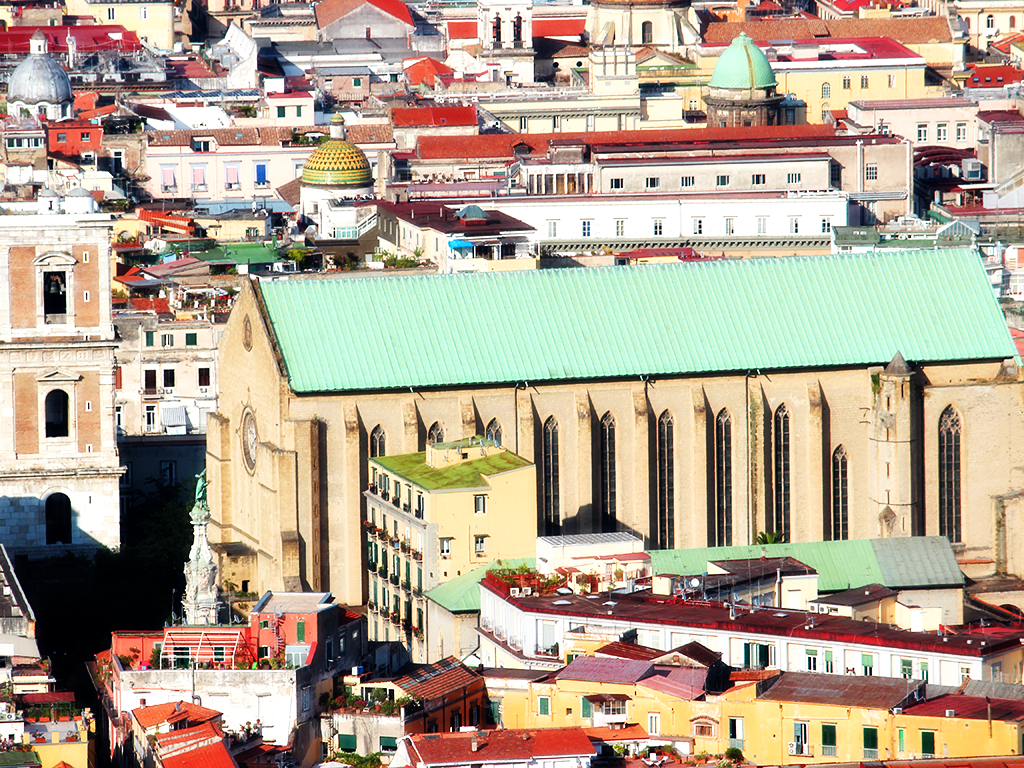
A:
[145,127,316,211]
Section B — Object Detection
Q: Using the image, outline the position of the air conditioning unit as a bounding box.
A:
[788,743,800,756]
[509,587,521,597]
[893,708,903,715]
[946,709,956,717]
[522,587,532,596]
[199,387,208,393]
[963,158,983,180]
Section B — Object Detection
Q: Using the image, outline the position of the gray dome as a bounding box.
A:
[8,48,72,107]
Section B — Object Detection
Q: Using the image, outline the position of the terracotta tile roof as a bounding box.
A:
[147,127,298,148]
[133,701,222,730]
[156,722,224,752]
[583,724,649,742]
[702,17,953,45]
[314,0,413,28]
[161,742,237,768]
[392,657,483,700]
[639,666,709,700]
[905,694,1024,720]
[126,298,173,314]
[759,670,922,708]
[275,177,302,208]
[534,38,590,58]
[392,105,476,127]
[414,124,835,160]
[404,57,454,86]
[595,641,667,661]
[966,65,1024,88]
[346,123,393,144]
[408,728,596,765]
[555,656,654,684]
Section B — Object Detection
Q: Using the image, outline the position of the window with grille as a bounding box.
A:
[656,411,674,548]
[715,410,732,546]
[939,406,961,542]
[832,446,848,540]
[599,412,616,530]
[542,417,560,534]
[773,404,791,540]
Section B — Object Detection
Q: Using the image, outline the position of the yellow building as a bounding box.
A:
[501,665,1024,764]
[695,36,935,124]
[366,437,536,654]
[24,718,93,768]
[63,0,179,51]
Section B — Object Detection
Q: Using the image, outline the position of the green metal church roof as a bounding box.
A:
[258,248,1016,394]
[709,32,778,90]
[648,537,964,592]
[426,558,534,613]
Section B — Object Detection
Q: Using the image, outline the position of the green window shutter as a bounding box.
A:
[380,736,398,750]
[581,697,592,718]
[824,650,833,662]
[145,331,154,347]
[539,697,550,716]
[901,659,913,677]
[863,728,878,750]
[743,643,751,668]
[488,700,500,725]
[922,732,935,755]
[297,620,305,642]
[406,561,411,583]
[186,332,197,346]
[861,653,873,667]
[898,729,905,752]
[920,662,929,679]
[822,724,836,747]
[418,567,423,590]
[337,734,357,752]
[806,648,817,656]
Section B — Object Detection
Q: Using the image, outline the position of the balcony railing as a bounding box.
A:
[535,643,559,659]
[389,574,399,586]
[729,740,744,751]
[864,749,879,760]
[821,746,837,757]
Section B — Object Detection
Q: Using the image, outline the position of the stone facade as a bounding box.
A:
[207,279,1024,608]
[0,212,121,555]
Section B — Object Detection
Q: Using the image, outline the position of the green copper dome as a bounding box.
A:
[301,116,373,188]
[709,33,777,90]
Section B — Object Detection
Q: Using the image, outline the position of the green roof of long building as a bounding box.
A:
[648,537,965,592]
[258,249,1017,394]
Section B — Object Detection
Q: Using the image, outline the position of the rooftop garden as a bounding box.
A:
[484,563,565,597]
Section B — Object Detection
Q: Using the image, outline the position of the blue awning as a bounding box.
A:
[449,239,474,249]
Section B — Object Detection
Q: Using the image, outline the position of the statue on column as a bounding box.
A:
[183,469,220,625]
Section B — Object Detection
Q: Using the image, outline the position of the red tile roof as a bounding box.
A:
[415,124,835,160]
[640,666,709,700]
[556,656,654,684]
[392,657,483,700]
[313,0,413,27]
[392,105,477,127]
[533,17,586,37]
[703,17,953,45]
[161,742,237,768]
[583,724,649,742]
[404,57,455,86]
[595,641,667,661]
[966,65,1024,88]
[0,25,142,54]
[408,728,596,765]
[156,721,224,754]
[447,20,477,39]
[133,701,222,730]
[904,694,1024,721]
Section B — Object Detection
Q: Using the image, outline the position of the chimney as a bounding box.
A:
[471,733,478,752]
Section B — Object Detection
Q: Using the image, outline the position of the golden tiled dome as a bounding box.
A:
[301,116,373,188]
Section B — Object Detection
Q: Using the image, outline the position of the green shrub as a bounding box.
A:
[724,747,744,763]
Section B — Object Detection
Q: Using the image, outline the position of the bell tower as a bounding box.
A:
[477,0,535,84]
[868,352,923,538]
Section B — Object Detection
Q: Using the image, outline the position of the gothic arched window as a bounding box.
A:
[641,21,653,44]
[832,446,848,541]
[485,418,502,446]
[773,404,791,540]
[656,410,675,548]
[715,409,733,547]
[599,412,616,530]
[938,406,962,543]
[427,421,444,446]
[370,425,385,458]
[542,417,560,535]
[821,82,831,99]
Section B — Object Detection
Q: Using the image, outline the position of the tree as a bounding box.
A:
[755,530,786,545]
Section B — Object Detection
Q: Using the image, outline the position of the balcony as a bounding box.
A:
[389,573,399,586]
[225,183,241,191]
[864,749,879,760]
[535,643,559,659]
[729,740,744,751]
[821,746,837,757]
[192,183,207,192]
[255,180,270,188]
[389,612,401,626]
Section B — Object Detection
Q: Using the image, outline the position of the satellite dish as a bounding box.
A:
[689,577,701,588]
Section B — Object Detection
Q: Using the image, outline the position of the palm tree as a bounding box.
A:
[755,530,786,545]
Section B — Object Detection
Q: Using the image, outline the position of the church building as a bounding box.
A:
[206,249,1024,606]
